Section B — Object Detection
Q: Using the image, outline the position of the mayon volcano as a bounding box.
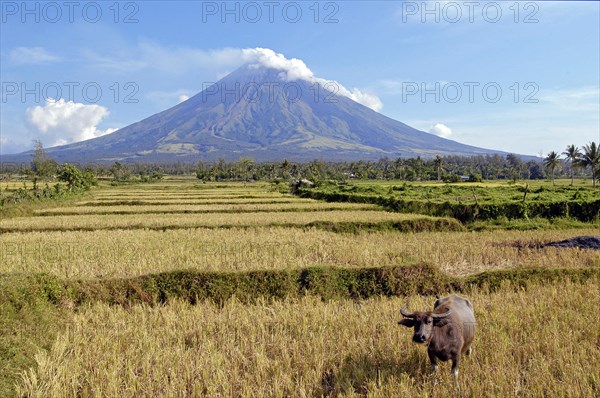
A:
[14,50,502,163]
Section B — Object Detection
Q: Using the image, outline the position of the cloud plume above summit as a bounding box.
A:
[241,48,314,81]
[240,48,383,112]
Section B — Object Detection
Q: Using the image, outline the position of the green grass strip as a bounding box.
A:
[2,264,598,309]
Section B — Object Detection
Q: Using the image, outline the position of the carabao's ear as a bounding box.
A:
[398,318,415,327]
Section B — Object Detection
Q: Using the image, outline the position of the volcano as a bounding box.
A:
[8,64,503,163]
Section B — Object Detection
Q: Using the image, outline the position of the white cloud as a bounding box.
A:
[241,47,383,111]
[178,95,190,103]
[81,49,146,72]
[25,99,117,147]
[539,86,600,113]
[83,44,242,75]
[9,47,62,64]
[138,44,243,75]
[429,123,452,138]
[377,79,408,92]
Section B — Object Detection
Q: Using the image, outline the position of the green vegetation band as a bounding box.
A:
[297,189,600,223]
[3,264,599,308]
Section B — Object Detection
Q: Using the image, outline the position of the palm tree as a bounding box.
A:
[434,155,443,181]
[280,159,291,179]
[238,157,255,187]
[543,151,561,186]
[579,142,600,188]
[562,145,581,186]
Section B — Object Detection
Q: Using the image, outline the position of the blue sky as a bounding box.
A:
[1,0,599,156]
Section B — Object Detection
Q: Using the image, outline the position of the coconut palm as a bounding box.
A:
[238,157,255,187]
[434,155,443,181]
[543,151,561,186]
[562,145,581,186]
[579,142,600,188]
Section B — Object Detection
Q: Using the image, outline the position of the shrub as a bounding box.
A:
[442,174,461,183]
[469,173,483,182]
[57,164,96,191]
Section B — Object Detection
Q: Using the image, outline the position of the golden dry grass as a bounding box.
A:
[17,280,600,397]
[1,228,597,279]
[33,202,379,216]
[92,190,285,196]
[0,210,438,232]
[90,194,289,200]
[98,182,270,191]
[0,181,34,190]
[75,198,315,206]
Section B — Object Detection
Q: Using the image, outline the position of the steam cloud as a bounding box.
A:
[241,48,383,112]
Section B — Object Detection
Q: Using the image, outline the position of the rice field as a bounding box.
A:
[76,198,318,206]
[0,210,450,233]
[1,227,598,279]
[87,194,295,201]
[2,178,599,397]
[17,281,600,397]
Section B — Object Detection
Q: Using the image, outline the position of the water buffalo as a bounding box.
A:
[398,295,476,380]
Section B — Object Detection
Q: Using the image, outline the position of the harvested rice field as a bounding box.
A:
[2,178,598,397]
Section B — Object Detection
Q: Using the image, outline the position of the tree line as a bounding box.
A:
[1,141,598,187]
[193,142,598,186]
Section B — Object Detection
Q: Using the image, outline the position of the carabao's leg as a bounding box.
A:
[427,349,440,385]
[451,356,461,392]
[428,349,439,373]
